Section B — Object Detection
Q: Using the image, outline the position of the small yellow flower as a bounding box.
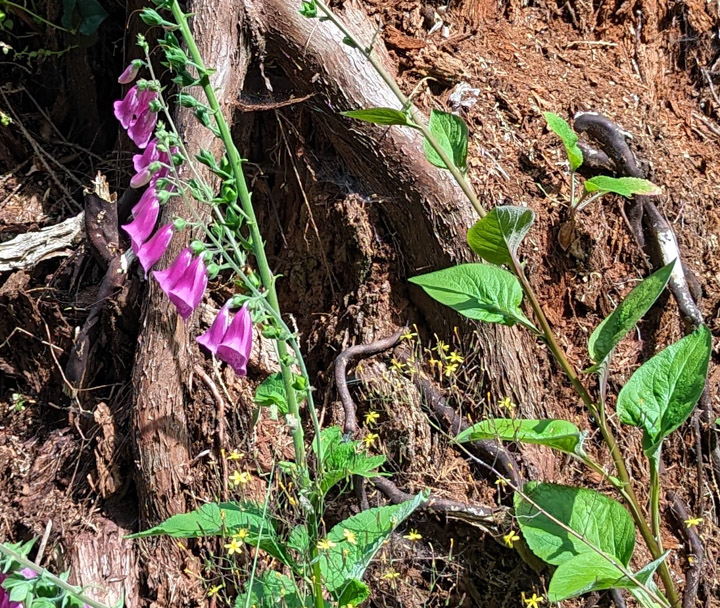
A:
[495,478,508,487]
[444,362,459,377]
[317,538,337,551]
[522,592,544,608]
[434,340,450,353]
[343,529,357,545]
[207,585,223,597]
[234,528,249,540]
[503,531,520,548]
[390,358,405,371]
[403,529,422,542]
[688,555,695,565]
[342,548,350,558]
[498,396,516,411]
[684,516,703,528]
[428,357,442,370]
[230,470,252,487]
[382,568,400,580]
[227,449,243,461]
[448,351,464,364]
[364,411,380,426]
[400,329,417,341]
[224,538,244,555]
[364,433,379,448]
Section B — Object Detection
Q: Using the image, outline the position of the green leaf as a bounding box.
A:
[515,482,635,567]
[336,579,370,606]
[342,108,410,126]
[287,524,309,554]
[456,419,586,458]
[314,426,386,497]
[234,570,312,608]
[409,264,537,331]
[254,372,306,416]
[127,502,292,566]
[584,176,661,198]
[423,110,469,171]
[548,551,669,603]
[75,0,109,35]
[318,491,427,599]
[467,206,535,266]
[587,262,675,371]
[616,326,711,454]
[543,112,583,171]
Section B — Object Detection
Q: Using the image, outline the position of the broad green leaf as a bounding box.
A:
[409,264,537,331]
[543,112,583,171]
[616,326,711,454]
[423,110,469,171]
[254,372,306,416]
[548,551,668,603]
[313,427,386,497]
[587,262,675,371]
[234,570,313,608]
[342,108,410,126]
[318,491,427,599]
[515,482,635,567]
[127,502,292,565]
[287,524,309,554]
[456,419,586,457]
[467,206,535,266]
[336,579,370,606]
[76,0,109,35]
[584,176,661,198]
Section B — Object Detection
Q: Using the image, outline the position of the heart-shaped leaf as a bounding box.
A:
[467,206,535,266]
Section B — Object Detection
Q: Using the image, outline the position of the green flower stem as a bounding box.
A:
[169,4,325,606]
[0,545,111,608]
[512,260,679,606]
[649,453,663,550]
[313,0,487,219]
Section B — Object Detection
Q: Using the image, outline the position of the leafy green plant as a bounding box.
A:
[307,3,711,605]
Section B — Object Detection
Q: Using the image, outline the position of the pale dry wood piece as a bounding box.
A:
[0,212,83,271]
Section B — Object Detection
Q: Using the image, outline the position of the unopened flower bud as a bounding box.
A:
[149,99,162,113]
[190,240,206,254]
[206,263,220,279]
[173,217,187,230]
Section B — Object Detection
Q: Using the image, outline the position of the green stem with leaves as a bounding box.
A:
[311,3,679,603]
[313,0,486,219]
[169,3,325,606]
[0,545,111,608]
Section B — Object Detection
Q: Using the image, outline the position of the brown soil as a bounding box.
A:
[1,0,719,607]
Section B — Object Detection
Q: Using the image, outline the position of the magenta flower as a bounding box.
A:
[0,574,20,608]
[131,139,174,187]
[122,194,160,252]
[113,86,158,148]
[136,224,174,276]
[153,248,192,294]
[132,186,159,216]
[18,568,37,579]
[118,61,141,84]
[197,304,253,376]
[167,255,208,320]
[196,301,231,354]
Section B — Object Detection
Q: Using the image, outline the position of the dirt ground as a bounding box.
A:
[0,0,719,606]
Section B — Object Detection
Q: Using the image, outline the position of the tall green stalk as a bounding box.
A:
[312,3,680,604]
[170,4,325,606]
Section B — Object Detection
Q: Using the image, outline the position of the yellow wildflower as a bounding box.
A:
[234,528,249,540]
[317,538,337,551]
[364,433,379,448]
[503,531,520,548]
[364,411,380,426]
[400,329,417,341]
[227,450,243,460]
[522,592,544,608]
[390,358,405,371]
[382,569,400,580]
[444,362,459,377]
[498,397,516,411]
[448,351,464,364]
[434,340,450,353]
[403,529,422,542]
[495,478,508,487]
[207,585,223,597]
[684,516,703,528]
[343,529,357,545]
[224,538,244,555]
[230,470,252,487]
